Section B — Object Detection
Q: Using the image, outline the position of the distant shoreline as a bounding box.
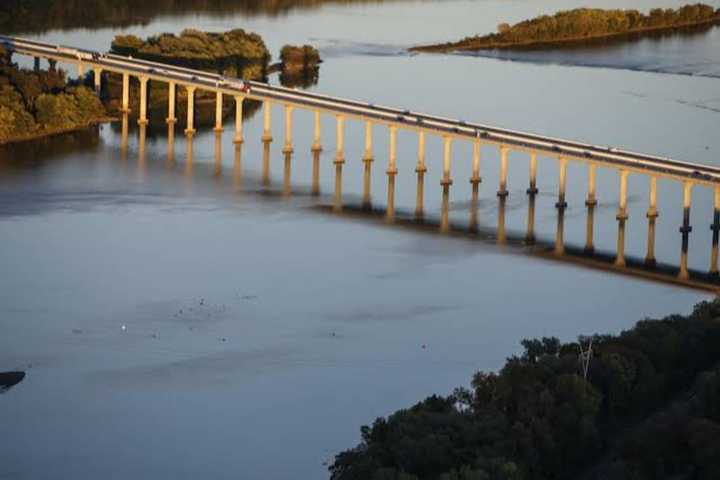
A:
[411,17,720,53]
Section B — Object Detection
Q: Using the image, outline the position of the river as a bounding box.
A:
[1,0,720,478]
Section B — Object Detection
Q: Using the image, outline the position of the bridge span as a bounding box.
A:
[3,35,720,286]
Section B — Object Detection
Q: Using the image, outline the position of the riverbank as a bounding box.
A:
[411,4,720,53]
[0,117,115,146]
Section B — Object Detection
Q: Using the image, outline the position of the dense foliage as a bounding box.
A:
[413,4,720,51]
[280,44,321,69]
[0,50,106,143]
[330,300,720,480]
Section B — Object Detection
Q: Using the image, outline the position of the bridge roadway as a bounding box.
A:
[3,35,720,187]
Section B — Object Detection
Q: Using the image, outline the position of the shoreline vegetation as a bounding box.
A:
[0,45,108,146]
[410,4,720,53]
[330,300,720,480]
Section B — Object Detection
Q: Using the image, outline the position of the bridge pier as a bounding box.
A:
[137,76,149,126]
[185,86,196,136]
[440,136,453,233]
[645,176,659,266]
[167,82,177,124]
[679,181,693,280]
[415,131,426,219]
[283,104,294,154]
[363,120,373,161]
[497,145,509,197]
[556,156,568,209]
[470,139,482,186]
[710,187,720,275]
[121,73,130,113]
[312,111,322,152]
[335,114,345,163]
[233,96,244,144]
[386,125,398,223]
[586,164,597,206]
[167,123,176,167]
[214,91,224,132]
[93,68,102,95]
[527,152,538,194]
[615,170,630,267]
[262,100,273,142]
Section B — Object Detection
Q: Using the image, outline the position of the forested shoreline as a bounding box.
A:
[412,4,720,53]
[330,300,720,480]
[0,45,108,145]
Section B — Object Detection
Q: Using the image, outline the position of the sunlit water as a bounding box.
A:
[2,0,720,478]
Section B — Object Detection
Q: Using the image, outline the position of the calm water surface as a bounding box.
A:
[1,1,720,478]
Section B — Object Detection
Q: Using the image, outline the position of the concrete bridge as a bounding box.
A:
[3,35,720,287]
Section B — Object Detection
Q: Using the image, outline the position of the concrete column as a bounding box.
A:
[585,203,595,254]
[138,76,149,126]
[283,104,294,154]
[386,125,398,223]
[586,164,597,206]
[93,68,102,95]
[645,177,659,266]
[441,136,453,187]
[233,96,244,144]
[214,91,224,132]
[415,131,426,219]
[679,181,693,280]
[710,186,720,275]
[312,111,322,152]
[556,156,568,209]
[527,152,538,194]
[121,73,130,113]
[471,140,482,186]
[335,115,345,163]
[312,150,321,196]
[526,193,536,244]
[167,82,177,124]
[363,120,373,161]
[262,100,273,142]
[498,145,509,197]
[615,170,630,267]
[417,131,426,172]
[283,153,292,197]
[185,86,196,136]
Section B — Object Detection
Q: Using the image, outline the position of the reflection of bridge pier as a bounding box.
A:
[645,176,658,266]
[440,136,453,233]
[334,115,345,212]
[233,144,243,188]
[214,132,223,178]
[283,153,292,197]
[415,131,426,219]
[167,122,176,167]
[711,188,720,275]
[497,145,509,198]
[526,193,536,244]
[262,140,271,186]
[615,170,629,267]
[362,120,374,210]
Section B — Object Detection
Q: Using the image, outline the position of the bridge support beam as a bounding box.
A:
[233,96,244,144]
[185,86,196,136]
[93,68,102,95]
[440,136,453,233]
[471,140,482,186]
[262,100,272,142]
[527,152,538,194]
[710,186,720,275]
[335,114,345,163]
[556,156,568,209]
[283,105,294,154]
[214,91,224,132]
[679,181,693,280]
[363,120,373,161]
[312,111,322,152]
[586,164,597,206]
[415,131,426,219]
[386,125,398,223]
[138,76,149,126]
[497,145,509,197]
[645,176,659,266]
[167,82,177,124]
[615,169,629,267]
[121,73,130,113]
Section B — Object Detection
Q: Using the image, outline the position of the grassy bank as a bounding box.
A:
[411,4,720,53]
